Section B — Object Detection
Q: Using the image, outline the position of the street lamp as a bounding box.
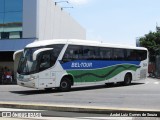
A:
[61,7,73,11]
[55,1,69,5]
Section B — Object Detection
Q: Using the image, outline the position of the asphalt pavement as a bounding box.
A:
[0,78,159,112]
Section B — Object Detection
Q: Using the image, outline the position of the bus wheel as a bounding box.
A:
[123,73,132,86]
[59,77,71,92]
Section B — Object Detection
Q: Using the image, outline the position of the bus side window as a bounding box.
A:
[113,49,118,60]
[39,53,51,71]
[62,52,69,62]
[62,45,82,62]
[82,46,98,60]
[99,47,112,60]
[69,50,74,59]
[136,50,147,61]
[136,51,142,61]
[99,51,104,59]
[50,51,57,66]
[142,50,147,60]
[127,50,137,61]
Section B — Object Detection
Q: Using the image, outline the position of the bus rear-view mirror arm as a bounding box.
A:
[13,49,24,61]
[33,48,53,61]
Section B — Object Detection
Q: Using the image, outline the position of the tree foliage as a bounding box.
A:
[139,31,160,62]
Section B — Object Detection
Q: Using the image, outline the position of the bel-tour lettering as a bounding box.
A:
[71,62,92,68]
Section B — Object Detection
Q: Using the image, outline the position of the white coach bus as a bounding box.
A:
[13,39,148,91]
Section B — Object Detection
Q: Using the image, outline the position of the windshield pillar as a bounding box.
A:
[14,51,23,79]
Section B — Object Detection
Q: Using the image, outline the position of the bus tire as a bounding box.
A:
[59,77,71,92]
[123,73,132,86]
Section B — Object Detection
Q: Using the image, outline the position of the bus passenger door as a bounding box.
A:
[38,69,53,89]
[37,50,55,89]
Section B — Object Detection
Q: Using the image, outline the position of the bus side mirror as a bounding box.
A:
[33,48,53,61]
[13,49,24,61]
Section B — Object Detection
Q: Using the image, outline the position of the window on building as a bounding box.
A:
[0,13,4,33]
[5,0,23,12]
[0,51,14,62]
[0,0,5,13]
[9,31,21,39]
[0,0,23,39]
[1,32,9,39]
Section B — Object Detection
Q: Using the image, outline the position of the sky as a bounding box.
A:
[57,0,160,46]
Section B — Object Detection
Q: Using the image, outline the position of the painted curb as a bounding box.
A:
[0,102,159,113]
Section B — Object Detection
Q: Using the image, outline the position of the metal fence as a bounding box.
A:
[156,55,160,78]
[149,55,160,79]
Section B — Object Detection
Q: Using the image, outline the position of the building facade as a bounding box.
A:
[0,0,86,73]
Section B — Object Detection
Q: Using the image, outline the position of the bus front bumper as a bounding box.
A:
[17,79,36,88]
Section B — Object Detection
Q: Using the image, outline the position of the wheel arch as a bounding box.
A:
[123,71,133,86]
[125,72,133,81]
[61,73,74,86]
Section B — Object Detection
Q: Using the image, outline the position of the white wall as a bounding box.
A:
[23,0,86,40]
[37,0,86,40]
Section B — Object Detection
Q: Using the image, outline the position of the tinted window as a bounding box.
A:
[137,50,147,61]
[1,32,9,39]
[126,50,137,60]
[0,13,4,32]
[126,49,147,61]
[113,48,125,60]
[38,51,52,71]
[35,44,64,71]
[0,51,14,62]
[18,44,64,74]
[38,46,65,72]
[9,31,22,39]
[63,45,101,62]
[0,0,4,13]
[48,44,64,59]
[83,46,99,60]
[63,45,147,62]
[5,0,22,12]
[62,45,82,62]
[99,47,112,60]
[0,0,23,39]
[4,12,22,32]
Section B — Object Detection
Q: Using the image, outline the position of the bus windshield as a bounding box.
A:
[17,44,64,75]
[18,48,40,75]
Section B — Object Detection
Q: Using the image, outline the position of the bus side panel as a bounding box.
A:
[38,69,56,89]
[65,63,140,85]
[108,70,136,83]
[135,59,148,80]
[51,60,69,87]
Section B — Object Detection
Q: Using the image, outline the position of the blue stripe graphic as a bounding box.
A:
[61,60,141,70]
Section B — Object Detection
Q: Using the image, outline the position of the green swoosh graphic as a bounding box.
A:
[67,64,140,83]
[74,65,139,79]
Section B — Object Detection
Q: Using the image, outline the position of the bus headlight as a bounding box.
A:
[29,76,37,81]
